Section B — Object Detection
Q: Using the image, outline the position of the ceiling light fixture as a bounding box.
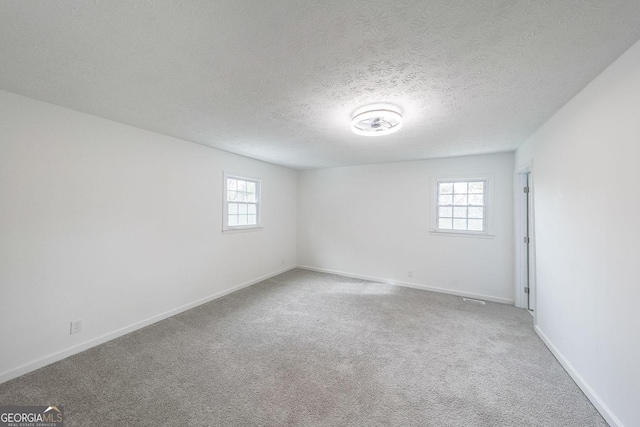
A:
[351,106,402,136]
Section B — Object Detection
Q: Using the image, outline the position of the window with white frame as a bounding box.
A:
[224,174,260,230]
[435,179,487,233]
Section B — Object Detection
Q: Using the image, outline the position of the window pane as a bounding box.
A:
[439,218,453,229]
[225,175,260,229]
[438,195,453,205]
[453,219,467,230]
[434,178,487,233]
[469,194,484,205]
[453,207,467,218]
[468,219,484,231]
[453,195,467,205]
[468,207,483,219]
[468,182,484,193]
[454,182,468,194]
[439,183,453,194]
[439,207,452,218]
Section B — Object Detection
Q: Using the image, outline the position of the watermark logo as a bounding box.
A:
[0,406,63,427]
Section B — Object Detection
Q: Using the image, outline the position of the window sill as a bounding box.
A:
[222,226,263,234]
[429,230,494,239]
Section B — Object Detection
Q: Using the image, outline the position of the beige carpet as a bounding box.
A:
[0,269,606,426]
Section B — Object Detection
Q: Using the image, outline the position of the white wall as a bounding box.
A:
[0,90,297,382]
[515,40,640,427]
[297,153,515,303]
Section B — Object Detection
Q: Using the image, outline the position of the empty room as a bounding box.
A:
[1,1,639,426]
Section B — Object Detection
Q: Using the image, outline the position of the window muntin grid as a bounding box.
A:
[436,180,486,232]
[225,176,260,228]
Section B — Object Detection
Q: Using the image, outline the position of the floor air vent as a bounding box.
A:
[463,298,486,305]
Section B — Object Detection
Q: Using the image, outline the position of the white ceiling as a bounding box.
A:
[1,1,640,169]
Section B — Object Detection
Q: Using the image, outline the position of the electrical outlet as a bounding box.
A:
[70,319,82,335]
[408,271,413,278]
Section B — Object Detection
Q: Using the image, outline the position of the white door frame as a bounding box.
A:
[514,161,536,321]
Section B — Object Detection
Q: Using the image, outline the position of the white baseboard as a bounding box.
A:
[0,266,296,385]
[297,265,514,305]
[534,325,622,427]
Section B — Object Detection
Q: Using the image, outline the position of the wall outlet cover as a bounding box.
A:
[70,319,83,335]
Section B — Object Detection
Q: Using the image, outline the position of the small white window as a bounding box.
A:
[433,178,489,235]
[223,173,261,231]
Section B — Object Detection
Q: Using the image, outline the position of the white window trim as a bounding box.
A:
[222,172,262,233]
[430,174,495,238]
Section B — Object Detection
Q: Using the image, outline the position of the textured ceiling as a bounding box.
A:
[1,1,640,169]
